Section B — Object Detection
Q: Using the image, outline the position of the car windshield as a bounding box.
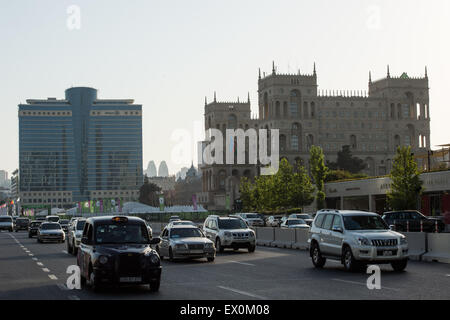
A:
[173,221,194,226]
[288,219,305,225]
[95,223,149,244]
[244,214,259,219]
[41,223,61,230]
[343,215,388,230]
[0,217,12,222]
[218,219,247,229]
[76,220,85,230]
[47,217,59,222]
[170,228,203,238]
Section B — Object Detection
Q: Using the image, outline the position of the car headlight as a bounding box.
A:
[357,237,371,246]
[149,254,159,264]
[400,237,407,245]
[98,255,108,264]
[224,232,232,237]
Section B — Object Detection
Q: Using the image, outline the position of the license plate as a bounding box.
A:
[190,250,203,254]
[120,277,141,283]
[383,251,393,256]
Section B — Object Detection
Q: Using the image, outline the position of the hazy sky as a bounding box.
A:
[1,0,449,176]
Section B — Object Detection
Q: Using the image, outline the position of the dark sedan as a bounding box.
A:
[28,221,42,238]
[15,218,30,232]
[77,216,161,292]
[382,210,445,233]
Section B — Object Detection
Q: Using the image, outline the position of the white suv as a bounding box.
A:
[203,215,256,253]
[308,210,409,272]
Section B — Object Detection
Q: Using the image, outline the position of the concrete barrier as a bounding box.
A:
[256,227,275,247]
[423,233,450,264]
[292,228,310,250]
[272,228,296,249]
[400,232,427,261]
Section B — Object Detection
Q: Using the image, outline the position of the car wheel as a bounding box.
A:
[391,259,408,272]
[248,245,256,253]
[149,279,160,292]
[343,246,360,272]
[207,257,215,262]
[216,238,224,253]
[311,242,326,268]
[169,247,174,262]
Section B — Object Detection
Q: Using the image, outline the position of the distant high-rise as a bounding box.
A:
[158,161,169,177]
[146,161,157,177]
[19,87,143,208]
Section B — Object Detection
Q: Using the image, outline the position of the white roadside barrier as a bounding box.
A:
[400,232,427,261]
[422,233,450,264]
[255,227,275,247]
[292,228,310,250]
[272,228,296,249]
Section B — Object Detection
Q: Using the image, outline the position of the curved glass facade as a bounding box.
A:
[19,87,143,205]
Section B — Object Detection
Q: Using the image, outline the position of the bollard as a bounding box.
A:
[420,220,424,233]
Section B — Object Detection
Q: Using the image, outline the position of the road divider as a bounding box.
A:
[292,229,310,250]
[255,228,274,247]
[423,233,450,264]
[272,228,295,249]
[400,232,427,261]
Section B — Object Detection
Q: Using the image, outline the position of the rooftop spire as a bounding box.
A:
[214,91,217,102]
[272,61,276,74]
[247,92,250,103]
[369,71,372,83]
[425,66,428,78]
[258,68,261,80]
[205,96,207,106]
[313,62,316,76]
[387,65,391,78]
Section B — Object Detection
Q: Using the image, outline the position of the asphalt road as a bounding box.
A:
[1,230,449,300]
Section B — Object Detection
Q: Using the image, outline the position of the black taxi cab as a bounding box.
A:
[77,216,161,292]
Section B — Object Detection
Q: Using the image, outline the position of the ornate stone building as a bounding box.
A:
[198,63,431,210]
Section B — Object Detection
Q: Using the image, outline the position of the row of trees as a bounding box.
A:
[239,145,424,212]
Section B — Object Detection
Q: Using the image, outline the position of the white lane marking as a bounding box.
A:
[48,275,58,280]
[28,253,34,256]
[229,260,256,266]
[62,250,68,254]
[68,295,80,300]
[218,286,267,300]
[32,258,38,261]
[331,278,399,291]
[42,268,50,273]
[37,262,44,266]
[57,284,69,291]
[446,274,450,277]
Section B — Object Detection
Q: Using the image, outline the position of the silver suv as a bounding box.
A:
[67,218,86,255]
[203,215,256,253]
[308,210,409,272]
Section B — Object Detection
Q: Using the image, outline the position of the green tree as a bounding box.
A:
[387,146,423,210]
[327,145,366,174]
[239,177,255,211]
[139,175,162,206]
[325,170,369,182]
[289,163,315,210]
[271,158,294,209]
[310,146,328,210]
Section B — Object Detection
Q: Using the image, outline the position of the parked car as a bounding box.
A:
[166,220,196,228]
[280,218,310,229]
[37,222,65,243]
[266,215,284,227]
[0,216,14,232]
[289,213,314,226]
[236,213,265,227]
[46,215,60,223]
[309,209,409,272]
[382,210,445,233]
[15,217,30,232]
[169,216,181,223]
[157,225,215,262]
[203,215,256,253]
[77,216,161,291]
[28,221,42,238]
[67,218,86,255]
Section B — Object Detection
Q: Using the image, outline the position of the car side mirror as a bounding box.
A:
[81,236,89,244]
[149,237,160,245]
[332,226,343,233]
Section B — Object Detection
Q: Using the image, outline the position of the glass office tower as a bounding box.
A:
[19,87,143,208]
